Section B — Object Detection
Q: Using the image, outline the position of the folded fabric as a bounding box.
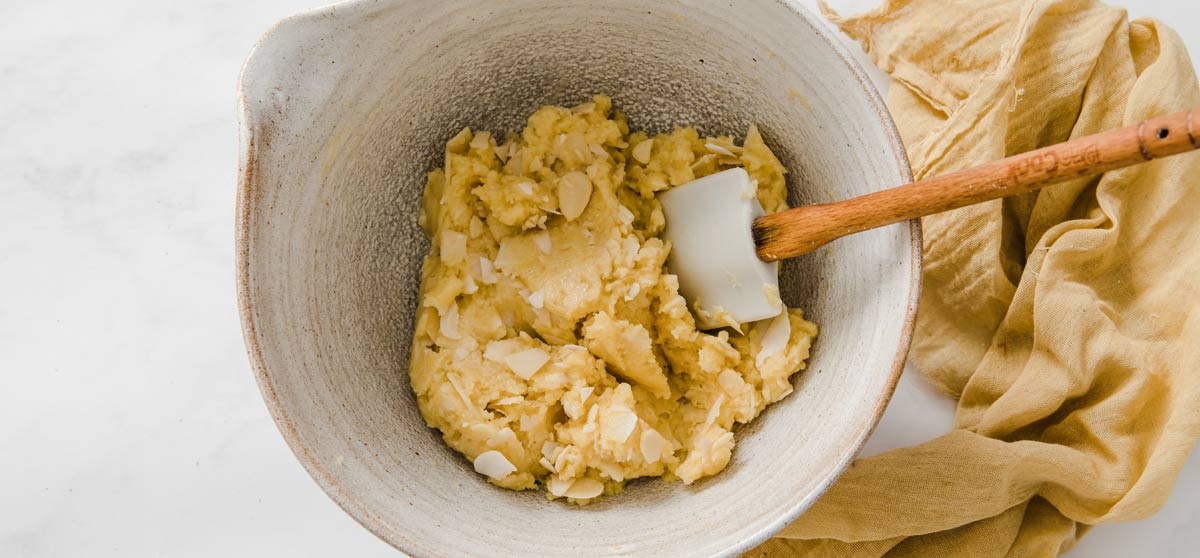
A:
[751,0,1200,556]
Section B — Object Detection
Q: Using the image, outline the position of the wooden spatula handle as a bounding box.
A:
[753,108,1200,261]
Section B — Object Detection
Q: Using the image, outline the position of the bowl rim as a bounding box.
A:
[235,1,921,556]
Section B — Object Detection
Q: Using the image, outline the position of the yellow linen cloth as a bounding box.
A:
[753,0,1200,556]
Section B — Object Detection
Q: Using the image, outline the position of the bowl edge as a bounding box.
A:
[234,1,923,556]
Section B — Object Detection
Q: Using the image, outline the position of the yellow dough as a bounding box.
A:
[410,96,818,503]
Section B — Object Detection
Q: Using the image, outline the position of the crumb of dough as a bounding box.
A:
[409,95,818,503]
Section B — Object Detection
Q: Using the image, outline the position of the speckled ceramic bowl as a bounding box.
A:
[236,1,919,556]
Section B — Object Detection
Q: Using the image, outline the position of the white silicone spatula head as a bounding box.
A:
[662,110,1200,332]
[659,168,782,330]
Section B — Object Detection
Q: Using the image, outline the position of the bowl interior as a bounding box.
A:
[238,1,917,557]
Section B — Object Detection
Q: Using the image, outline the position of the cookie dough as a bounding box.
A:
[410,95,818,503]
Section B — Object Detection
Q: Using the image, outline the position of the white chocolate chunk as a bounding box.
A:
[704,142,736,157]
[469,131,492,150]
[446,373,474,412]
[582,404,600,433]
[486,427,517,448]
[546,474,574,497]
[632,139,653,164]
[601,407,639,443]
[483,338,524,363]
[505,348,551,379]
[622,235,639,258]
[704,393,725,428]
[469,216,485,238]
[440,302,461,340]
[525,289,545,309]
[640,428,667,463]
[440,231,467,264]
[494,239,517,272]
[532,229,552,254]
[473,450,516,480]
[756,309,792,370]
[478,257,499,284]
[617,206,635,227]
[558,171,592,221]
[495,141,512,161]
[718,369,743,393]
[564,477,604,499]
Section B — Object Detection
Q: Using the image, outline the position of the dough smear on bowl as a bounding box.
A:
[410,95,818,504]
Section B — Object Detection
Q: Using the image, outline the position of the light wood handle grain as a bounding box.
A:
[752,108,1200,261]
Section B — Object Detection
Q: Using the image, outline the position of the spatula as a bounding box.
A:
[660,108,1200,329]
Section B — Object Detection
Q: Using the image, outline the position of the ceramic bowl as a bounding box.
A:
[237,1,919,556]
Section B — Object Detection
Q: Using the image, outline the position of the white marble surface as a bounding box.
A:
[1,1,1196,556]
